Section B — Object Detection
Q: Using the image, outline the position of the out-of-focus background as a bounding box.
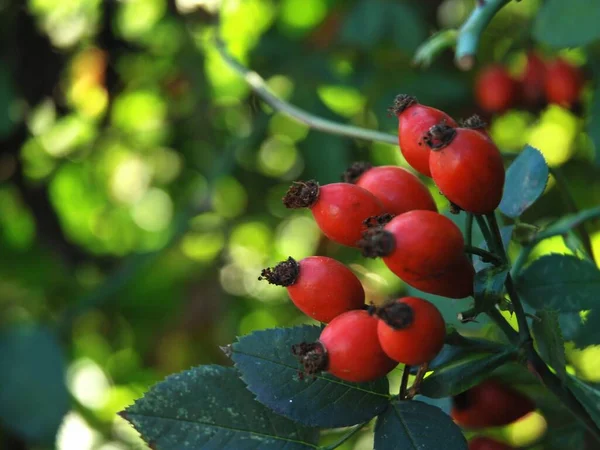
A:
[1,0,599,449]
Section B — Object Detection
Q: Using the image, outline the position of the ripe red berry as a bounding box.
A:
[519,51,547,109]
[451,379,535,429]
[283,180,384,247]
[390,94,458,178]
[544,58,584,108]
[292,310,397,383]
[407,254,474,299]
[359,211,470,298]
[426,125,505,214]
[469,437,514,450]
[373,297,446,365]
[259,256,364,323]
[474,65,517,114]
[342,162,437,215]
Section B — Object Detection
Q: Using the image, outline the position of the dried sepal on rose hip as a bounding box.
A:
[451,378,535,429]
[389,94,457,178]
[460,114,489,138]
[259,256,365,323]
[283,180,384,247]
[291,310,397,383]
[359,210,473,298]
[342,162,437,215]
[371,297,446,366]
[425,123,505,214]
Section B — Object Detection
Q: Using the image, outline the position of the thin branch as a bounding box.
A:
[455,0,512,70]
[213,35,398,145]
[466,213,474,263]
[399,365,411,399]
[406,363,429,399]
[464,244,503,265]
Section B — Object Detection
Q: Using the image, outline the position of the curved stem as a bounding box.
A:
[475,215,495,252]
[322,421,369,450]
[466,213,474,263]
[486,307,518,345]
[406,363,429,400]
[213,35,398,146]
[455,0,512,70]
[464,244,503,265]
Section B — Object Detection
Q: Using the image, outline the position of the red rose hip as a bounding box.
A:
[259,256,365,323]
[426,125,505,214]
[519,51,547,109]
[283,180,385,247]
[544,58,584,108]
[373,297,446,365]
[451,378,535,429]
[342,162,437,215]
[475,65,517,114]
[390,94,458,177]
[292,310,397,383]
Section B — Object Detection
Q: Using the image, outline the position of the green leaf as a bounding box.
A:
[473,266,509,312]
[419,351,516,398]
[374,400,467,450]
[534,206,600,243]
[231,325,390,428]
[567,376,600,430]
[387,3,427,52]
[516,254,600,311]
[340,0,387,48]
[121,365,319,450]
[532,310,567,381]
[0,325,69,444]
[533,0,600,48]
[499,145,549,218]
[571,308,600,348]
[590,64,600,166]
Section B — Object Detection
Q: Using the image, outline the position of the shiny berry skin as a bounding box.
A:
[292,310,397,383]
[390,94,458,178]
[374,297,446,365]
[544,58,584,108]
[343,162,437,215]
[259,256,364,323]
[283,180,384,247]
[451,379,535,428]
[360,211,468,297]
[427,126,505,214]
[469,437,514,450]
[407,254,474,299]
[519,51,547,109]
[475,65,517,114]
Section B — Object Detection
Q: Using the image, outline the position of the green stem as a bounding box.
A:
[475,215,495,252]
[485,213,508,262]
[455,0,512,70]
[534,205,600,244]
[528,344,600,443]
[399,365,411,399]
[486,307,518,345]
[466,213,474,263]
[322,421,369,450]
[213,35,397,146]
[510,245,533,278]
[464,245,503,265]
[505,273,531,343]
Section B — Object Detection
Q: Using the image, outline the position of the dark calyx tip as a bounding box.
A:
[283,180,319,209]
[388,94,418,116]
[461,114,487,130]
[373,301,415,330]
[423,122,457,150]
[363,213,395,229]
[291,341,328,375]
[358,228,396,258]
[342,161,373,183]
[258,256,299,286]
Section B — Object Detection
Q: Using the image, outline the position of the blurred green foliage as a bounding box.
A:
[0,0,599,449]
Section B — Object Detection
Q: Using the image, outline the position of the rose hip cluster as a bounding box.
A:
[475,51,585,114]
[259,93,507,384]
